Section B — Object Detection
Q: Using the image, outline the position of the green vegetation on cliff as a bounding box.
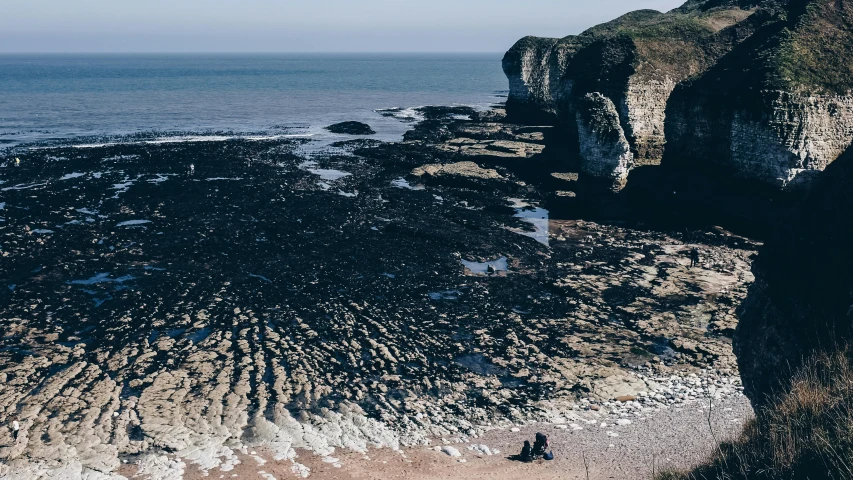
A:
[505,0,853,188]
[672,0,853,97]
[775,0,853,94]
[557,2,761,83]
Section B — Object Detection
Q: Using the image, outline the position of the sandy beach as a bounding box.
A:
[157,395,752,480]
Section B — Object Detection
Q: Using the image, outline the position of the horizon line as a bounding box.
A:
[0,51,507,55]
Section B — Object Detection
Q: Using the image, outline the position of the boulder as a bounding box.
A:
[441,446,462,458]
[735,144,853,407]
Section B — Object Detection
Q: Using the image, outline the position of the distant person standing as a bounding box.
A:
[189,163,195,175]
[690,247,700,269]
[11,418,20,441]
[14,157,20,167]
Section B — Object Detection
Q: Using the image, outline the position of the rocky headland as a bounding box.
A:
[504,0,853,207]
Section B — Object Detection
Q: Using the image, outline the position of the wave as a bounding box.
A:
[66,133,314,149]
[374,107,426,123]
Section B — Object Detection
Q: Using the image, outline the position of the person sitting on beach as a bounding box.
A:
[519,440,533,462]
[531,433,547,459]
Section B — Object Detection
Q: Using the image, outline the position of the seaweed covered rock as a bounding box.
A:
[665,0,853,191]
[735,144,853,407]
[325,121,376,135]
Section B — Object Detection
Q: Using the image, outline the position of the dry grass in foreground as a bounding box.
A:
[659,349,853,479]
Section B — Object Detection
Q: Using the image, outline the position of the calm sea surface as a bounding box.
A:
[0,53,507,148]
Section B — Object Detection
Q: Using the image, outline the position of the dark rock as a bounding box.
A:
[403,120,454,143]
[325,121,376,135]
[402,106,482,144]
[735,144,853,407]
[416,105,478,122]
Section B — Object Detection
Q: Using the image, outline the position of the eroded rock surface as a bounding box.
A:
[412,161,505,182]
[576,93,633,192]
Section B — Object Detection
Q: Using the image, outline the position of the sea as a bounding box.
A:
[0,53,507,149]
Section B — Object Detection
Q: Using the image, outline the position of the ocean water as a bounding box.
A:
[0,53,507,149]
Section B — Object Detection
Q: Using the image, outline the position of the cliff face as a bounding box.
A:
[665,0,853,191]
[502,36,567,125]
[504,0,853,193]
[503,1,763,187]
[735,143,853,406]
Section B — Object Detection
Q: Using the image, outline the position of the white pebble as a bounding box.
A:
[441,446,462,458]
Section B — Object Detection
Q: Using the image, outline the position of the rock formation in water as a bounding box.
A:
[504,0,853,193]
[735,144,853,406]
[325,121,376,135]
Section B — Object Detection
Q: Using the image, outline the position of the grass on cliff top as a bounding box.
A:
[774,0,853,94]
[584,7,740,41]
[659,348,853,479]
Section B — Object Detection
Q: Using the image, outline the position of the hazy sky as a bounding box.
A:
[1,0,686,53]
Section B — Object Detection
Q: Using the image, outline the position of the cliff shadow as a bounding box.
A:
[540,164,799,241]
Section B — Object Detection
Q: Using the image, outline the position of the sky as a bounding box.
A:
[1,0,686,53]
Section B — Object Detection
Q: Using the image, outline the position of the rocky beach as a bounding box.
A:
[0,105,757,479]
[4,0,853,478]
